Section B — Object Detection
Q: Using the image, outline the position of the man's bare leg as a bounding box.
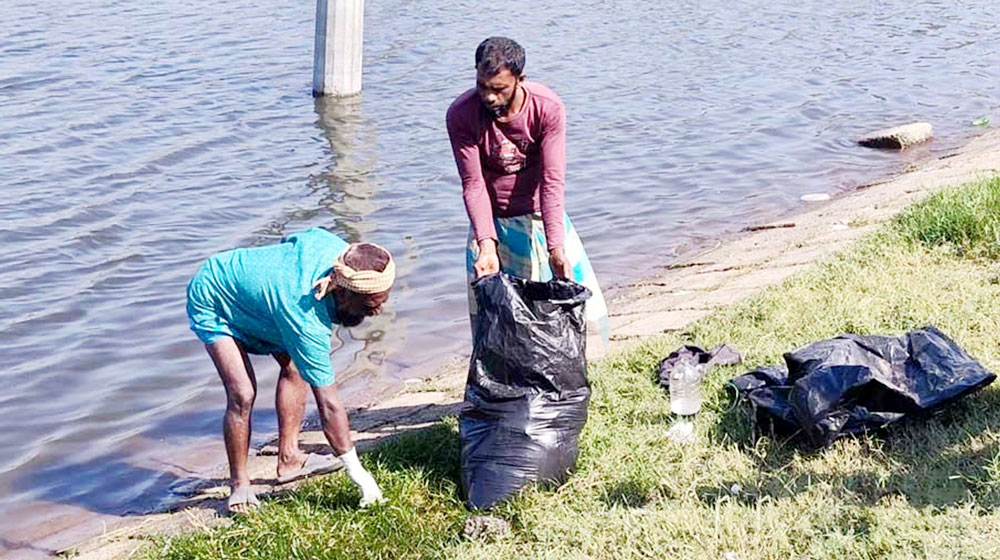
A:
[273,352,309,478]
[206,337,258,513]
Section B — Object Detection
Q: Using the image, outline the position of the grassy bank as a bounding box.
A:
[151,176,1000,560]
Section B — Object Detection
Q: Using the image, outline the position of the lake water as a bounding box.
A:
[1,0,998,555]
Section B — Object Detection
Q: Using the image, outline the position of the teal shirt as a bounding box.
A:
[188,228,349,387]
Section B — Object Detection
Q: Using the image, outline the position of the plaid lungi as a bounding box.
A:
[466,212,610,347]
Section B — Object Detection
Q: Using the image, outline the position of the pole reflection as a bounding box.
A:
[309,95,403,400]
[310,95,379,241]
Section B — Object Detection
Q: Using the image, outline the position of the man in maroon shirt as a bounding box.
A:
[446,36,572,280]
[446,37,610,345]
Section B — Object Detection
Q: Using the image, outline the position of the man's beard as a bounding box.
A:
[339,312,365,327]
[485,101,509,117]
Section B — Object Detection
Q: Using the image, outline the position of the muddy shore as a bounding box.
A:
[21,128,1000,560]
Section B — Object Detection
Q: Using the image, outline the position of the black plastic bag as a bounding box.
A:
[657,343,743,391]
[460,273,591,510]
[731,326,995,447]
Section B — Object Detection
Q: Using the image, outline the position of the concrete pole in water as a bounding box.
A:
[313,0,364,97]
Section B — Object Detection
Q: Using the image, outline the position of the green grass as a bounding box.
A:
[152,422,467,559]
[895,174,1000,259]
[152,176,1000,560]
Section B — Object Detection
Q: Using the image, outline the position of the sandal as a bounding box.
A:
[276,453,339,484]
[227,485,260,514]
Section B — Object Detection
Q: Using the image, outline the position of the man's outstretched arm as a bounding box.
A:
[312,383,384,506]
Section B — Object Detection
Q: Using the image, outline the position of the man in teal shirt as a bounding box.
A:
[187,228,394,512]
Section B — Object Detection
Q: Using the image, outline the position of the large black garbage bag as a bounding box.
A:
[732,326,995,446]
[460,273,591,510]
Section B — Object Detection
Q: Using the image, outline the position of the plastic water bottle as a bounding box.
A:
[669,362,703,416]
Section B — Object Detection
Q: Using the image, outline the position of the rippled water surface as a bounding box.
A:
[1,0,998,554]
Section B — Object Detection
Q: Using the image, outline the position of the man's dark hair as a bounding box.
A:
[475,37,525,77]
[343,243,390,272]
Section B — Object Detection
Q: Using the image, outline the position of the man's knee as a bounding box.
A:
[226,385,256,414]
[313,384,345,415]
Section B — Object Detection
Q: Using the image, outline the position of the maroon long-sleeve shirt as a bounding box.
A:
[446,81,567,250]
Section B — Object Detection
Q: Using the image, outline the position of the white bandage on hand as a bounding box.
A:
[338,447,384,507]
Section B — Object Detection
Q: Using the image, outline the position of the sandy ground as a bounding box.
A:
[26,129,1000,560]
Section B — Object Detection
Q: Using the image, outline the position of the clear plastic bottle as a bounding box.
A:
[669,361,703,416]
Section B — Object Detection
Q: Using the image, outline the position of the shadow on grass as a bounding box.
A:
[601,478,655,509]
[708,385,1000,509]
[294,420,464,513]
[369,420,463,485]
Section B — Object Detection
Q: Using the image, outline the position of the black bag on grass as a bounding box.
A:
[732,326,995,446]
[460,273,591,510]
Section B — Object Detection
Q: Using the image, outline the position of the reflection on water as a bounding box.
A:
[312,96,379,239]
[309,95,403,400]
[0,0,999,555]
